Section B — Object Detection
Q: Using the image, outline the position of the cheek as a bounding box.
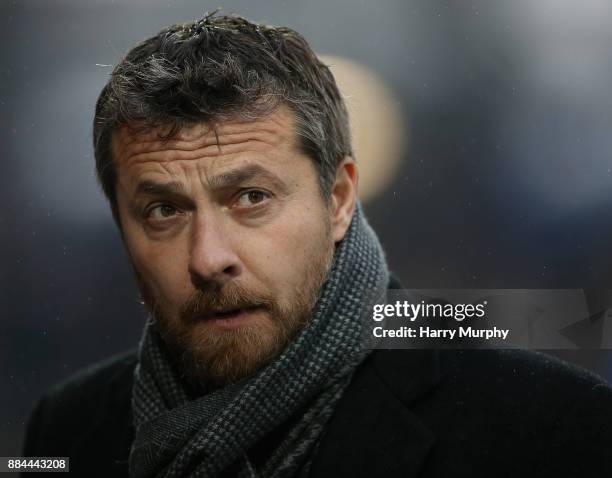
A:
[239,204,331,290]
[125,232,192,308]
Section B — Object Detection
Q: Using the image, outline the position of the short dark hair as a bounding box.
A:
[93,12,352,213]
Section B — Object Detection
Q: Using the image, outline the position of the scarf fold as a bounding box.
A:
[129,203,389,478]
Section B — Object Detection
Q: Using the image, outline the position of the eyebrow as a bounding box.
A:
[135,180,186,197]
[207,164,288,192]
[133,164,288,197]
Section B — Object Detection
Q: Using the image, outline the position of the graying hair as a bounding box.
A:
[93,12,353,214]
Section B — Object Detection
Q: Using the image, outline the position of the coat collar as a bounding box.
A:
[307,349,439,477]
[308,271,439,477]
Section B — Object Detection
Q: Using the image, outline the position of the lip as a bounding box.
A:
[199,306,261,330]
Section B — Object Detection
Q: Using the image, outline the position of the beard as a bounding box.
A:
[135,226,335,392]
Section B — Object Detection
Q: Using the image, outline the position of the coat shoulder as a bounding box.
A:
[444,348,608,388]
[23,349,137,461]
[437,348,612,416]
[47,348,138,405]
[371,348,612,476]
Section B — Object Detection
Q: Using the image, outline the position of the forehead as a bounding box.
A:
[111,105,301,179]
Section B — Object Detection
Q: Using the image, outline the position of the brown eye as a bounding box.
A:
[236,190,269,207]
[148,204,177,219]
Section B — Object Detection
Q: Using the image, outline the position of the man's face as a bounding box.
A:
[113,106,351,390]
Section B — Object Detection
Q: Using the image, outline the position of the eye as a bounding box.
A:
[235,189,270,208]
[147,204,178,220]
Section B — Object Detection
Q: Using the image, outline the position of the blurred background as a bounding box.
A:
[2,0,612,460]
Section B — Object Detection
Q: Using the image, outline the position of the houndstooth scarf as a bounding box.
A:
[129,203,389,478]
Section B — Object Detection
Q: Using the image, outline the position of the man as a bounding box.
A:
[22,13,612,478]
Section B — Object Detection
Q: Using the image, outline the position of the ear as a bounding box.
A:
[329,157,358,243]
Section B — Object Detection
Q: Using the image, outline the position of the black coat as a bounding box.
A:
[22,279,612,477]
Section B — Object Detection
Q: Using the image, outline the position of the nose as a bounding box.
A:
[188,213,242,289]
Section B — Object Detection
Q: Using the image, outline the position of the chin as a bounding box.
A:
[170,313,291,389]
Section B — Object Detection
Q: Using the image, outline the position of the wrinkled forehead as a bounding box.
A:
[110,105,300,171]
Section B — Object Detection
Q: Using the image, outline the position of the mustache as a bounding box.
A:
[179,282,275,322]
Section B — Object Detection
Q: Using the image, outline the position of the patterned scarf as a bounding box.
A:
[129,203,389,477]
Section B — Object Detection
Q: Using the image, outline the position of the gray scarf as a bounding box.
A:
[129,203,389,478]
